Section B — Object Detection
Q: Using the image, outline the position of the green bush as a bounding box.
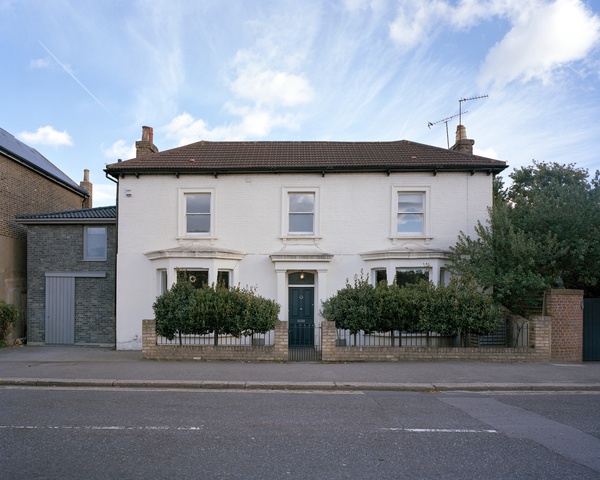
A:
[321,275,500,339]
[321,273,377,335]
[153,282,280,345]
[0,301,19,347]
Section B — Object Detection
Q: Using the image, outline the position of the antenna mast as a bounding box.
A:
[427,112,465,149]
[459,94,488,125]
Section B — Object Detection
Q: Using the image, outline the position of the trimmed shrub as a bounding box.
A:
[322,275,500,339]
[0,301,19,347]
[153,282,280,345]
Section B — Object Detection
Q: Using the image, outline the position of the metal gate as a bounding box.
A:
[45,276,75,344]
[288,323,322,362]
[583,298,600,361]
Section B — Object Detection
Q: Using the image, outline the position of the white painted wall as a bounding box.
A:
[115,171,492,350]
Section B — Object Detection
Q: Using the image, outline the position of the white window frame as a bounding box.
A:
[391,187,431,240]
[178,188,216,238]
[394,267,431,287]
[83,226,107,261]
[281,187,320,238]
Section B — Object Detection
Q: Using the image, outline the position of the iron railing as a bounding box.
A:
[157,330,274,346]
[335,320,529,348]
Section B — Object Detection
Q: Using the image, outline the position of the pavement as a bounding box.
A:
[1,345,600,392]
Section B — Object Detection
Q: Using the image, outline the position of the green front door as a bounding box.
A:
[289,286,314,347]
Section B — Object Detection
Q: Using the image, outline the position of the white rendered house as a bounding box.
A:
[105,126,506,350]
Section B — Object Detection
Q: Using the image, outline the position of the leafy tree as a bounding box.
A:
[449,161,600,313]
[449,200,562,315]
[507,162,600,296]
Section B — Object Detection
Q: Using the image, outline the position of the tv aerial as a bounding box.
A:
[428,94,488,148]
[428,112,465,149]
[458,94,488,124]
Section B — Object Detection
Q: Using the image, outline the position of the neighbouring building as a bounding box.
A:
[0,126,90,343]
[16,206,116,346]
[105,126,507,350]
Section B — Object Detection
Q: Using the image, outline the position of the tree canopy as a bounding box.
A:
[449,161,600,314]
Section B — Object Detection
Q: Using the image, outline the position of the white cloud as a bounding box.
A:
[18,126,73,147]
[231,68,314,107]
[161,109,302,145]
[30,58,50,69]
[478,0,600,87]
[103,140,135,160]
[389,1,447,50]
[474,146,499,159]
[91,183,117,207]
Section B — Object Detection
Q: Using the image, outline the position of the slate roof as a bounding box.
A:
[16,206,116,224]
[105,139,507,176]
[0,127,89,196]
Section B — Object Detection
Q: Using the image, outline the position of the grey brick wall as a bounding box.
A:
[26,223,116,345]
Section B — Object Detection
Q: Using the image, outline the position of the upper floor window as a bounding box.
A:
[397,193,424,234]
[186,193,211,233]
[392,187,430,239]
[283,188,320,238]
[289,193,315,233]
[179,188,215,238]
[83,226,107,261]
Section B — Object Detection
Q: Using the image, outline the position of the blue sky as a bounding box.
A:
[1,0,599,207]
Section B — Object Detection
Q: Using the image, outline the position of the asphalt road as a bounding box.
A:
[1,387,599,479]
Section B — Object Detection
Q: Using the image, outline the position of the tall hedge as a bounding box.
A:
[321,276,500,338]
[153,282,280,345]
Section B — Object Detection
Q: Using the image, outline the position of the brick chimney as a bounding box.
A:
[80,169,92,208]
[135,126,159,158]
[451,125,474,155]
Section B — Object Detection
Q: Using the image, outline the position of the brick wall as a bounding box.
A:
[142,319,288,361]
[26,223,116,345]
[321,320,551,362]
[0,154,85,242]
[546,289,584,362]
[141,291,582,362]
[1,154,87,343]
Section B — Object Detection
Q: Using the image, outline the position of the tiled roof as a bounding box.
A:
[105,140,507,175]
[0,127,89,196]
[16,206,116,224]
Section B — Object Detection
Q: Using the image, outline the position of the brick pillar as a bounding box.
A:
[529,316,551,361]
[273,320,288,361]
[142,319,157,358]
[546,289,584,362]
[321,320,337,362]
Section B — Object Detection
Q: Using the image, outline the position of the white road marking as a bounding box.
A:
[383,428,497,433]
[0,425,204,431]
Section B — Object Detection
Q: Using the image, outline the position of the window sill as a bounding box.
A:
[390,235,433,245]
[280,235,322,245]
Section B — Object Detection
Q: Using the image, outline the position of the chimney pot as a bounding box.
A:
[136,126,159,158]
[451,125,474,155]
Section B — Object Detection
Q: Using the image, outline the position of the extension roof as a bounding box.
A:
[0,127,89,196]
[16,206,116,224]
[104,139,507,177]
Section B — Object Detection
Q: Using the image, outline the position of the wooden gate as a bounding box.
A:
[583,298,600,361]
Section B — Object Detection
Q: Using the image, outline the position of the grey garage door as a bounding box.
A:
[45,276,75,344]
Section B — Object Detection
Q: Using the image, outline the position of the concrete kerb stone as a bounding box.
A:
[1,377,600,392]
